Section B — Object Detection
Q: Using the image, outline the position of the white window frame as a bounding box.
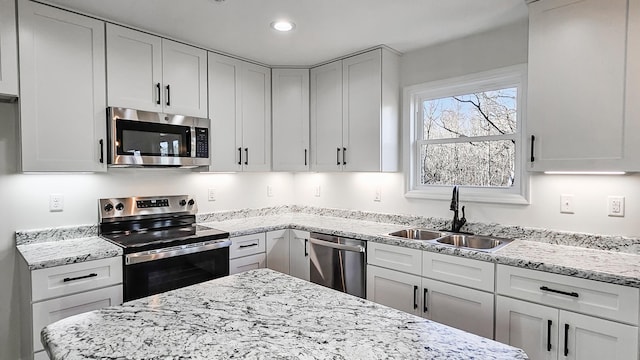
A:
[403,64,529,204]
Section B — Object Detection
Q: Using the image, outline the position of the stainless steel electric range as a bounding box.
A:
[99,195,230,302]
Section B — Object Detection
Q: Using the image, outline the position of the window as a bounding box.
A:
[404,65,529,204]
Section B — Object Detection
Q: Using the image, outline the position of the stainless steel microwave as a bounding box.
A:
[107,107,210,168]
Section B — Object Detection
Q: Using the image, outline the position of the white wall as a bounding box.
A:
[0,102,294,359]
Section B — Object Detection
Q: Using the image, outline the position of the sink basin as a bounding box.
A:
[387,229,448,241]
[436,234,512,252]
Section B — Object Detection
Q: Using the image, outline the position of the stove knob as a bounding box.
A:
[115,203,124,211]
[188,199,195,206]
[179,199,187,206]
[103,203,114,212]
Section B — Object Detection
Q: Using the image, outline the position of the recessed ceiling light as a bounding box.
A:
[271,20,295,32]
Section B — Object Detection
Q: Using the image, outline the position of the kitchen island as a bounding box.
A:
[41,269,527,359]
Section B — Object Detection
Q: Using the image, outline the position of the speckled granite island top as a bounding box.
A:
[42,269,527,360]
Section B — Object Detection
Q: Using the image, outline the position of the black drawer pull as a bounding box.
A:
[63,273,98,282]
[547,319,552,351]
[244,148,248,165]
[336,147,341,165]
[413,285,418,310]
[304,239,308,257]
[238,147,242,165]
[540,286,579,298]
[304,149,307,166]
[99,139,104,164]
[239,243,258,249]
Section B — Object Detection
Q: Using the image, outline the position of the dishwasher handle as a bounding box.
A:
[309,237,365,253]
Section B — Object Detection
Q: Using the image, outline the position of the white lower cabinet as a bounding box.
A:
[496,296,638,360]
[265,229,310,281]
[366,245,495,339]
[495,264,639,360]
[20,256,123,360]
[229,233,266,275]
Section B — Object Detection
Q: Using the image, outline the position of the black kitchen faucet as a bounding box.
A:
[450,186,466,233]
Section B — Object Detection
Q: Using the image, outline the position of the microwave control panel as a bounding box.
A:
[195,127,209,158]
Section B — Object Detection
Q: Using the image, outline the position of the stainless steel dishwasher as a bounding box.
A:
[309,232,366,298]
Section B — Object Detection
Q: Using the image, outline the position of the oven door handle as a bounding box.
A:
[309,237,365,253]
[125,239,231,265]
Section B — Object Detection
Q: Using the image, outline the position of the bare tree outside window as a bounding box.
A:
[419,87,517,188]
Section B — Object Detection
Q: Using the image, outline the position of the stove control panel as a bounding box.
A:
[99,195,197,221]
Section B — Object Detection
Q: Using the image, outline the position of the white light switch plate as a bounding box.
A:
[208,188,216,201]
[560,194,574,214]
[49,194,64,212]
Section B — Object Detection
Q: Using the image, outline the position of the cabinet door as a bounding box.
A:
[208,52,242,172]
[272,69,310,171]
[229,253,266,275]
[161,39,207,117]
[342,49,382,171]
[560,311,638,360]
[106,24,162,112]
[19,1,106,172]
[310,60,343,171]
[496,296,558,360]
[527,0,628,171]
[266,230,290,274]
[241,62,271,171]
[289,229,310,281]
[626,0,640,170]
[31,285,122,352]
[422,278,494,339]
[366,265,421,316]
[0,0,18,97]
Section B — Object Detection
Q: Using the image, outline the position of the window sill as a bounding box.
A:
[405,188,530,205]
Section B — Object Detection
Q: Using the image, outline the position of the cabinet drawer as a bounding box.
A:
[229,253,266,275]
[497,265,639,325]
[367,242,422,275]
[422,252,494,292]
[229,233,266,259]
[31,257,122,302]
[32,284,122,352]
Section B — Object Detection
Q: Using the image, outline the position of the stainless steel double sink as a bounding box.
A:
[385,228,512,252]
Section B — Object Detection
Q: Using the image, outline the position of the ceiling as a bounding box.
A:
[43,0,529,66]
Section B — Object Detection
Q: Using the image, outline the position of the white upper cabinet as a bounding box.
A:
[310,60,343,171]
[310,48,399,172]
[0,0,18,97]
[106,24,207,118]
[208,52,271,172]
[527,0,638,171]
[272,69,310,171]
[19,0,107,172]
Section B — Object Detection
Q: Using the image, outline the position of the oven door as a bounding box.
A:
[124,244,229,302]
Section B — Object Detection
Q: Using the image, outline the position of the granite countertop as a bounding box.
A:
[200,213,640,288]
[41,268,527,360]
[17,236,123,270]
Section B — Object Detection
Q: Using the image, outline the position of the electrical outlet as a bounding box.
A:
[208,188,216,201]
[49,194,64,212]
[374,186,382,202]
[314,186,321,197]
[267,185,273,197]
[560,194,574,214]
[608,196,625,217]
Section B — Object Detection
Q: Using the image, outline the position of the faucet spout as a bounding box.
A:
[449,186,466,233]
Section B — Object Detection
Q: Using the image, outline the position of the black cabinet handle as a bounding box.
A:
[244,148,248,165]
[540,286,579,298]
[238,147,242,165]
[530,135,535,163]
[304,238,308,256]
[343,147,347,165]
[156,83,161,105]
[547,319,552,351]
[564,323,569,356]
[423,288,428,313]
[99,139,104,164]
[336,147,341,165]
[304,149,307,166]
[413,285,418,310]
[166,84,171,106]
[239,243,258,249]
[63,273,97,282]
